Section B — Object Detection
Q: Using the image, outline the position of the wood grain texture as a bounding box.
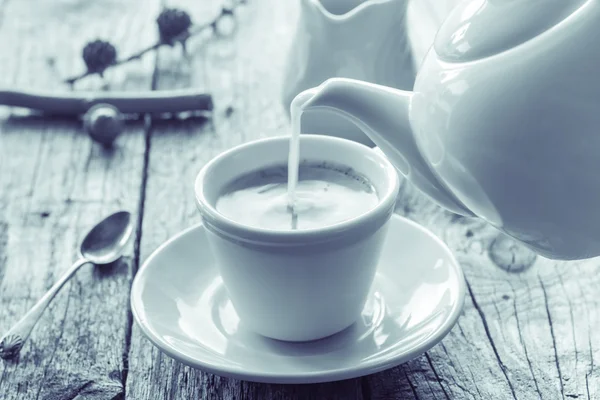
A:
[0,0,159,398]
[391,183,600,400]
[1,0,599,399]
[125,1,363,398]
[126,1,600,399]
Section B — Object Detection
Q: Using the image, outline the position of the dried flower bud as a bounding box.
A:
[83,104,124,146]
[157,8,192,44]
[82,40,117,75]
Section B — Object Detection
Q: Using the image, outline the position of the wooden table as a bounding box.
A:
[0,1,598,399]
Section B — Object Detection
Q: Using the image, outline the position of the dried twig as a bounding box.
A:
[64,1,246,85]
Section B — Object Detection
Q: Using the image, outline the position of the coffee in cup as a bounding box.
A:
[216,162,379,231]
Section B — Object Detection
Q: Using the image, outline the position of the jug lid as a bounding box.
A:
[434,0,588,62]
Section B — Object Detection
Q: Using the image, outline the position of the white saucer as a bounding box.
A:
[131,214,465,384]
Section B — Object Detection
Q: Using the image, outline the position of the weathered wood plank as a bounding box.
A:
[126,1,446,399]
[126,1,600,399]
[126,1,365,398]
[372,179,600,400]
[0,0,159,398]
[1,0,596,398]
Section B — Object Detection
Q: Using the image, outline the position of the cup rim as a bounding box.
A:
[194,134,399,245]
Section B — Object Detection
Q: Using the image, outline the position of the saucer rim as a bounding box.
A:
[131,214,466,384]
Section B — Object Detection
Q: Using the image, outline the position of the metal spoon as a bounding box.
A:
[0,211,133,360]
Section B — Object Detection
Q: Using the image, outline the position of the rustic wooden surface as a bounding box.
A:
[0,0,599,399]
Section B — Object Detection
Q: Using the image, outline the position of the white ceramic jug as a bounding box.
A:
[281,0,415,146]
[296,0,598,260]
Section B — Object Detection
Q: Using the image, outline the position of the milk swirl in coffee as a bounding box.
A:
[216,163,378,230]
[215,103,379,231]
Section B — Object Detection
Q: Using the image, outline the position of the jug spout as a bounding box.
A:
[297,78,473,216]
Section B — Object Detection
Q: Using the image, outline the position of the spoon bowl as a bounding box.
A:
[80,211,133,264]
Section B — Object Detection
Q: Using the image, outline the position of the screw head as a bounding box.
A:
[83,104,124,146]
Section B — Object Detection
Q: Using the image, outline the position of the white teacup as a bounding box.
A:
[194,135,399,342]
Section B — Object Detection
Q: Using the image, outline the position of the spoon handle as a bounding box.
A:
[0,258,89,360]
